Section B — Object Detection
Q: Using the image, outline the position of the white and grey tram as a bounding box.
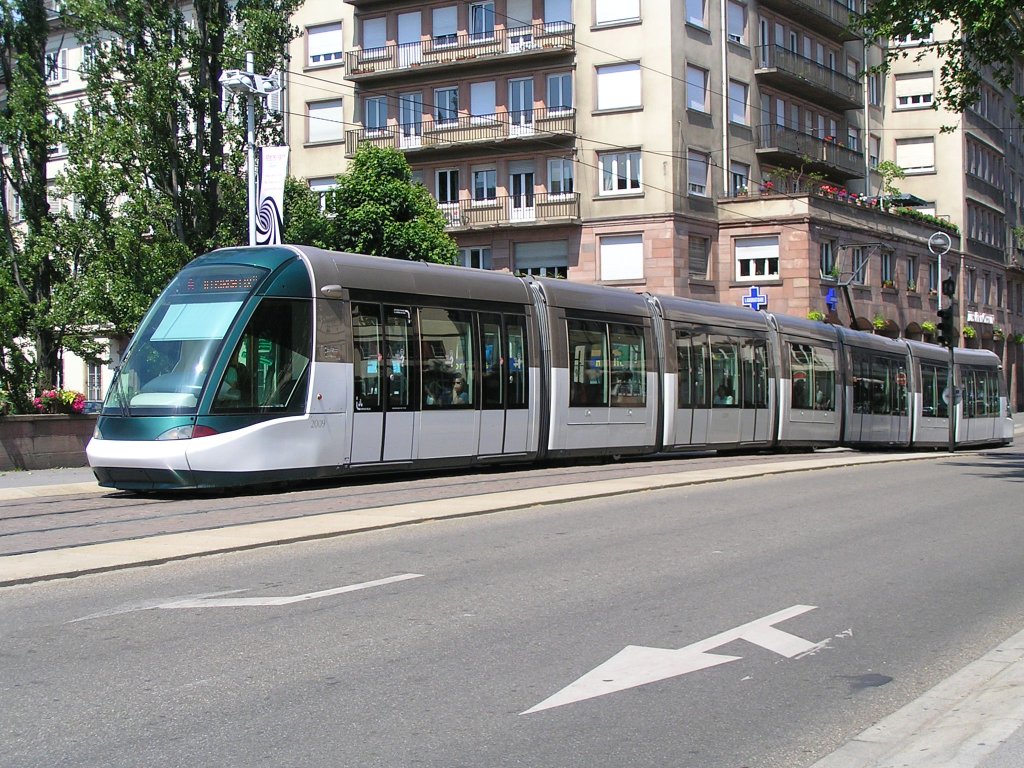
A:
[87,245,1014,490]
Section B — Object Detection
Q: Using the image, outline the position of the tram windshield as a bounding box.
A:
[104,265,267,415]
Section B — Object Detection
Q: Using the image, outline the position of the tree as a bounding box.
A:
[0,0,63,408]
[0,0,301,410]
[318,145,459,264]
[854,0,1024,118]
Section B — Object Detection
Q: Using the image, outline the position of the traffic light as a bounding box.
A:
[942,276,957,298]
[937,305,957,348]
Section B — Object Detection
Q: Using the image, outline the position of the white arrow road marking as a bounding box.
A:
[159,573,423,608]
[523,604,818,714]
[68,574,422,622]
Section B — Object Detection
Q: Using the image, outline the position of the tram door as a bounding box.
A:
[479,314,531,455]
[674,330,709,446]
[350,303,416,464]
[706,335,742,445]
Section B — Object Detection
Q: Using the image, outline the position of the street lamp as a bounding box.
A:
[219,51,281,246]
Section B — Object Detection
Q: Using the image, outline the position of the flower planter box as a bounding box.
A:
[0,414,96,471]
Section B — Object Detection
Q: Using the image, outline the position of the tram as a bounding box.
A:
[86,245,1014,490]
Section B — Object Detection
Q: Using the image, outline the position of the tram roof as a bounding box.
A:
[527,277,651,317]
[651,294,774,333]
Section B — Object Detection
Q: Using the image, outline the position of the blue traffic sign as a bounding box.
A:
[742,286,768,311]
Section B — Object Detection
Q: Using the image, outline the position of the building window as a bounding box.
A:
[820,241,835,278]
[87,362,103,401]
[869,72,882,106]
[432,6,458,46]
[470,2,495,41]
[686,0,707,27]
[460,247,492,269]
[45,48,68,84]
[599,233,644,281]
[895,137,936,174]
[869,135,880,169]
[967,269,977,303]
[689,235,710,278]
[595,0,640,25]
[686,65,708,112]
[730,161,749,195]
[596,63,642,111]
[307,22,343,67]
[470,81,497,122]
[687,149,709,196]
[308,176,338,211]
[365,96,387,134]
[547,72,573,113]
[361,17,387,57]
[895,72,934,109]
[735,236,779,280]
[548,158,574,197]
[436,169,459,205]
[929,260,939,293]
[307,99,344,144]
[728,80,748,125]
[851,246,867,285]
[434,86,459,126]
[514,240,568,278]
[881,251,894,285]
[473,169,497,203]
[599,150,642,195]
[726,0,746,44]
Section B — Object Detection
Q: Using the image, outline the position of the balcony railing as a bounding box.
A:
[438,192,580,229]
[345,22,575,78]
[756,124,864,180]
[755,45,862,111]
[757,0,859,41]
[345,108,576,157]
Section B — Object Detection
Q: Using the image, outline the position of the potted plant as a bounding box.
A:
[994,326,1005,341]
[1013,333,1024,345]
[921,320,937,336]
[962,325,977,340]
[807,310,826,322]
[872,313,888,331]
[906,280,917,293]
[881,279,895,289]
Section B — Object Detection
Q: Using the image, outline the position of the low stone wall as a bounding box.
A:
[0,414,96,471]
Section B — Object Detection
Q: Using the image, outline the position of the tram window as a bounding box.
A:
[568,319,608,407]
[921,363,949,418]
[212,298,312,413]
[421,307,475,408]
[609,323,646,407]
[710,337,738,407]
[506,315,529,409]
[852,351,871,413]
[988,370,1001,415]
[385,306,416,411]
[352,304,382,412]
[741,339,769,408]
[482,314,504,409]
[676,330,708,409]
[791,343,835,410]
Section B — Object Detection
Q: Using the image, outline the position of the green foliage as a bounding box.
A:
[872,313,889,330]
[854,0,1024,119]
[922,320,937,333]
[890,206,960,233]
[962,324,977,339]
[310,146,458,264]
[806,310,826,322]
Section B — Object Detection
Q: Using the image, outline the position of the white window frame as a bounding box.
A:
[728,80,748,125]
[595,0,640,25]
[685,0,707,28]
[599,233,644,282]
[308,176,338,212]
[735,236,780,281]
[45,48,68,85]
[686,65,708,112]
[472,168,497,204]
[687,150,709,196]
[548,158,574,198]
[895,137,936,174]
[596,63,642,111]
[894,72,934,110]
[364,96,387,135]
[307,99,344,144]
[307,22,344,67]
[434,86,459,126]
[599,150,642,196]
[727,0,746,44]
[547,72,573,114]
[470,2,496,41]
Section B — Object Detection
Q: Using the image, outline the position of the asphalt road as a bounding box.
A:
[3,447,1024,767]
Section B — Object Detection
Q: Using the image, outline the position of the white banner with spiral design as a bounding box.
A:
[256,146,289,245]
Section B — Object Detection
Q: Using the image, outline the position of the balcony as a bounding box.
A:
[757,0,860,41]
[756,124,864,181]
[439,193,580,230]
[755,46,862,111]
[345,108,576,159]
[345,22,575,80]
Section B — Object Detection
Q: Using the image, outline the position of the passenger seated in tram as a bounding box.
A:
[713,383,734,405]
[449,376,470,405]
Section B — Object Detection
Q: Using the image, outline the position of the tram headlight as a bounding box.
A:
[155,425,219,440]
